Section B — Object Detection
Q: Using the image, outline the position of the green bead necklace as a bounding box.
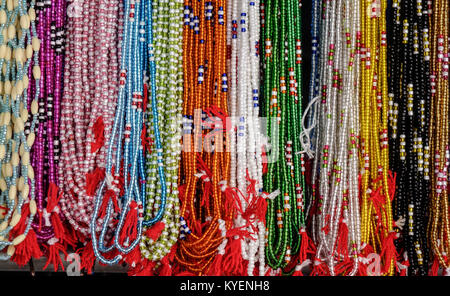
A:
[139,0,183,266]
[262,0,305,273]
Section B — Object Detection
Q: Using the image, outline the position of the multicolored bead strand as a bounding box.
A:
[0,0,42,265]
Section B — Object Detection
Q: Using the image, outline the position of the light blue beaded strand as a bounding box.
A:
[91,0,168,265]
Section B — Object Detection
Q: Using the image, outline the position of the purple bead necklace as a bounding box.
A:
[28,0,68,270]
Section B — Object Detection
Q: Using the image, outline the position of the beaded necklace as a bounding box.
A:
[387,0,431,276]
[28,0,69,272]
[90,0,154,266]
[175,0,231,275]
[311,0,362,276]
[428,0,450,273]
[262,0,305,274]
[0,0,42,265]
[58,0,121,270]
[301,0,322,176]
[228,0,265,276]
[137,0,183,274]
[359,0,396,276]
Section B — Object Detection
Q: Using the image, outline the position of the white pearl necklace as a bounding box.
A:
[229,0,265,276]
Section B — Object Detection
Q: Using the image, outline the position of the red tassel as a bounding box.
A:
[85,167,106,197]
[119,201,138,246]
[91,116,105,153]
[159,256,173,276]
[10,203,42,266]
[264,267,273,276]
[122,244,142,268]
[43,240,67,272]
[63,226,78,248]
[46,183,67,244]
[397,260,409,276]
[241,171,267,226]
[310,258,329,276]
[357,260,368,276]
[356,244,374,276]
[207,253,224,276]
[222,237,245,276]
[98,189,120,218]
[299,227,315,263]
[292,268,303,276]
[129,259,156,276]
[157,243,178,276]
[174,271,197,276]
[78,242,96,274]
[334,260,354,276]
[336,218,349,259]
[145,221,166,241]
[50,213,65,241]
[292,259,311,276]
[429,256,440,276]
[380,231,399,274]
[46,183,62,212]
[11,229,43,266]
[261,146,268,175]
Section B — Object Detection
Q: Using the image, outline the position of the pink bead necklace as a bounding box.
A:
[58,0,121,244]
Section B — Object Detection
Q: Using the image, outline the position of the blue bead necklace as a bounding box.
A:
[91,0,168,266]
